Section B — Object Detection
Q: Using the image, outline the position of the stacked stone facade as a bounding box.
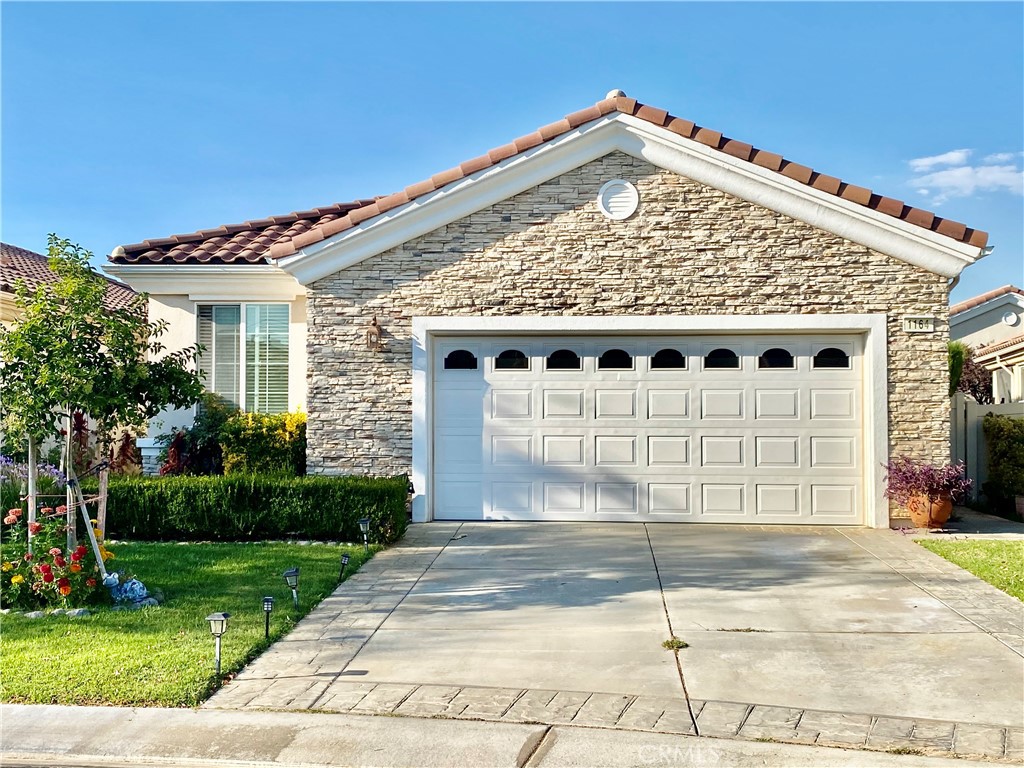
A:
[306,152,949,478]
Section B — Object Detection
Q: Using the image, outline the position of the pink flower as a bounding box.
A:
[28,522,42,535]
[55,505,67,514]
[85,578,97,588]
[48,548,62,557]
[3,515,17,525]
[23,552,33,561]
[40,507,53,515]
[7,508,21,517]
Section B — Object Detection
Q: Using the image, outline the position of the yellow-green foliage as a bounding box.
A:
[220,411,306,476]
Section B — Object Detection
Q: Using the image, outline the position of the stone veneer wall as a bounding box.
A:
[306,151,950,478]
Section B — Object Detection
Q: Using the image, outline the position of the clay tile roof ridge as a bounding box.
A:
[950,285,1024,316]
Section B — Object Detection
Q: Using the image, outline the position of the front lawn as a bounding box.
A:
[0,541,374,706]
[917,540,1024,601]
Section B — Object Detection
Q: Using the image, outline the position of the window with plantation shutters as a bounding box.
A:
[245,304,289,414]
[197,305,241,408]
[196,303,289,413]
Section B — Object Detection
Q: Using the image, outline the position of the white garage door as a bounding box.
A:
[432,335,863,524]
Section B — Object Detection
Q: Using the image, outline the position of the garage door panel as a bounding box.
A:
[433,334,864,524]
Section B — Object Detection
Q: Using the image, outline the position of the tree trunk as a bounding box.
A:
[65,407,76,551]
[26,435,38,555]
[97,468,109,541]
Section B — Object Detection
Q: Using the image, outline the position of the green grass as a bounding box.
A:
[917,540,1024,601]
[0,541,375,706]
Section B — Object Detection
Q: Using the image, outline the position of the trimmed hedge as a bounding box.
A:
[104,474,408,543]
[983,415,1024,510]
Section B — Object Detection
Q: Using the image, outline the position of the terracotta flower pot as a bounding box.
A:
[906,494,953,529]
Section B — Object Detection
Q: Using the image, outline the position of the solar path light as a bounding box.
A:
[283,567,300,609]
[262,596,274,639]
[339,552,351,583]
[205,612,230,676]
[358,517,370,553]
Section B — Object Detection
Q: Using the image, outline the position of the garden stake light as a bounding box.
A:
[205,612,230,677]
[283,567,300,609]
[339,553,350,583]
[358,517,370,553]
[262,596,274,639]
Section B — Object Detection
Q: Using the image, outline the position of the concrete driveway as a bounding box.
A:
[344,524,1022,725]
[209,522,1024,760]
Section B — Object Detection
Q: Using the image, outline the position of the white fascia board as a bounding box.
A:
[410,313,890,528]
[615,115,982,278]
[279,114,983,285]
[102,263,305,300]
[950,292,1024,327]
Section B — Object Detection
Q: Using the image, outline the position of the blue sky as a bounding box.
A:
[2,2,1021,302]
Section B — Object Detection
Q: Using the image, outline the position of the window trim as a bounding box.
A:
[196,301,291,413]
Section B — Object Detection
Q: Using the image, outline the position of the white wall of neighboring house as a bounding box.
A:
[951,289,1024,403]
[103,263,308,472]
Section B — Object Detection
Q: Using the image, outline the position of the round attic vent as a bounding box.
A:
[1002,310,1021,327]
[597,180,639,220]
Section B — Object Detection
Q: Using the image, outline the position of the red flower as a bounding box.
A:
[70,552,82,562]
[39,563,51,573]
[74,545,87,556]
[85,578,97,588]
[57,577,70,587]
[42,572,54,583]
[28,522,42,535]
[54,556,67,568]
[23,552,33,561]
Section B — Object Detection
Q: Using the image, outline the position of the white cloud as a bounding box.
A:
[983,152,1017,163]
[912,163,1024,204]
[908,148,972,172]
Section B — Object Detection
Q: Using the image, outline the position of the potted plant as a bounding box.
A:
[885,456,972,529]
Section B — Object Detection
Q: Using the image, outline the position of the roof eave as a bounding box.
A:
[277,114,986,286]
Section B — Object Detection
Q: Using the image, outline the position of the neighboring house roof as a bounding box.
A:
[111,92,989,266]
[1,242,137,311]
[950,284,1024,316]
[976,332,1024,359]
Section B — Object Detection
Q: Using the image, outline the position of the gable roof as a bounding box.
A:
[111,91,989,267]
[950,284,1024,316]
[1,242,137,311]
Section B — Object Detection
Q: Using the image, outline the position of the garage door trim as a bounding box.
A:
[411,314,889,528]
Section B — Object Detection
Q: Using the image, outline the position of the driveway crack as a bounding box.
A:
[643,523,700,736]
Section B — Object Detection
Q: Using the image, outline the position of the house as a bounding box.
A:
[950,285,1024,402]
[2,242,136,325]
[106,90,991,527]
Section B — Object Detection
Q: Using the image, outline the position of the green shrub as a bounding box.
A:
[104,474,408,543]
[983,415,1024,508]
[220,412,306,476]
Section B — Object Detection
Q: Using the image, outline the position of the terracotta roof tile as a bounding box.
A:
[112,92,989,266]
[977,332,1024,357]
[950,285,1024,316]
[2,242,137,310]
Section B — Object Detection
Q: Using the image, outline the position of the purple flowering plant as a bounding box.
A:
[884,456,972,506]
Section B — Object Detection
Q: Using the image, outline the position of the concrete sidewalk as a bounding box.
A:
[0,704,1001,768]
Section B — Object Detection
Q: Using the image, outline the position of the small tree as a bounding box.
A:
[956,344,995,404]
[0,235,204,548]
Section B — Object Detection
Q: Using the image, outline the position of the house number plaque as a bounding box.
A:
[902,316,935,333]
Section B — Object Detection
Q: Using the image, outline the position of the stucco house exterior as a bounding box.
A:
[106,91,990,527]
[950,285,1024,403]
